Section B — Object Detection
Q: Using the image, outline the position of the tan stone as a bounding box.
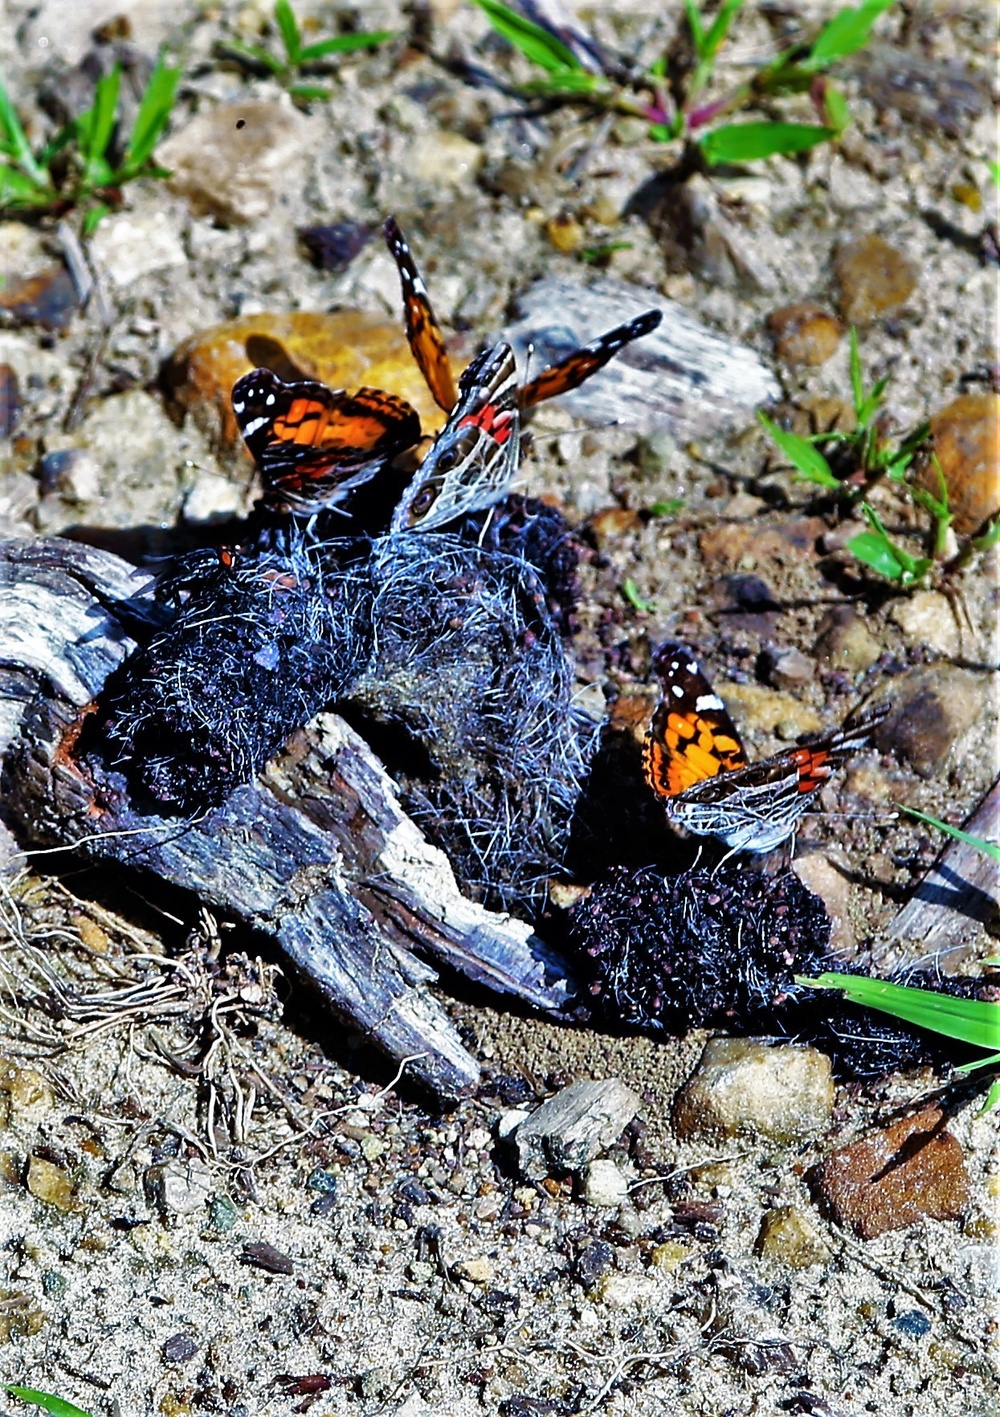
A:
[834,234,918,324]
[672,1037,834,1143]
[756,1204,832,1266]
[926,392,999,535]
[768,304,843,366]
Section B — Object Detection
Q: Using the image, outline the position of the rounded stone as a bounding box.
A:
[812,605,882,675]
[833,234,918,324]
[756,1204,832,1267]
[925,392,1000,535]
[768,304,843,366]
[889,590,960,657]
[581,1159,630,1207]
[672,1037,835,1143]
[875,665,986,776]
[410,130,484,187]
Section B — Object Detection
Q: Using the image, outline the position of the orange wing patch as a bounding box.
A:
[641,641,748,801]
[383,215,458,414]
[519,309,662,410]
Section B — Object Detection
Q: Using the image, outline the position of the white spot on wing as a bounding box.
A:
[695,693,725,711]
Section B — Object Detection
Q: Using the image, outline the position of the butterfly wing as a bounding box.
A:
[642,641,748,801]
[383,215,458,414]
[233,368,421,514]
[519,308,662,410]
[390,342,520,534]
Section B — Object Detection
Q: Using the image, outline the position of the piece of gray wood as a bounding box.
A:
[506,275,782,436]
[884,779,1000,967]
[513,1077,641,1180]
[0,537,578,1098]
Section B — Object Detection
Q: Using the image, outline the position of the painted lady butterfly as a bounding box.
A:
[642,641,890,855]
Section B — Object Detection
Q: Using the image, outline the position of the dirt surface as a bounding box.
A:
[0,2,998,1414]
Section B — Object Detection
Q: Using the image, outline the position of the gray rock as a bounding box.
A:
[581,1159,630,1207]
[876,664,986,776]
[514,1078,641,1180]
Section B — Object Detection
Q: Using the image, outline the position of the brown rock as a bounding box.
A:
[834,234,918,324]
[714,682,823,737]
[925,393,1000,535]
[876,664,986,776]
[699,516,825,570]
[672,1037,834,1143]
[812,1105,969,1239]
[812,605,881,675]
[164,311,447,459]
[588,506,641,544]
[756,1204,832,1266]
[0,265,79,331]
[159,99,310,224]
[791,852,854,951]
[768,304,843,367]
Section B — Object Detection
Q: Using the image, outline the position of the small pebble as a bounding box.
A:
[38,447,100,503]
[575,1239,615,1290]
[546,212,585,253]
[0,363,21,437]
[162,1332,198,1364]
[298,219,372,271]
[241,1240,295,1274]
[812,1105,969,1239]
[182,473,246,524]
[650,1240,693,1273]
[581,1159,630,1207]
[0,266,79,331]
[926,392,999,534]
[452,1255,493,1285]
[876,665,986,776]
[764,645,814,690]
[767,304,843,366]
[889,590,960,657]
[892,1308,932,1339]
[90,210,187,288]
[833,234,918,324]
[410,130,484,187]
[755,1204,832,1267]
[144,1156,213,1216]
[812,605,882,675]
[209,1195,238,1232]
[306,1166,338,1193]
[672,1037,834,1143]
[26,1154,77,1212]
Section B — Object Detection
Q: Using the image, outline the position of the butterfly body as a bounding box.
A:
[642,642,889,854]
[390,342,520,534]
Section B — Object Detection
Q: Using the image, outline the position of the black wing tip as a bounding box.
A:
[629,308,662,338]
[383,213,405,251]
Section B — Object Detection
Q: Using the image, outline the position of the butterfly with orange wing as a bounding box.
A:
[642,642,890,855]
[231,369,421,515]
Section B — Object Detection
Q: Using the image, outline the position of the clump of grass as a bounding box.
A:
[798,971,1000,1110]
[0,55,179,231]
[758,329,999,588]
[472,0,895,165]
[217,0,392,105]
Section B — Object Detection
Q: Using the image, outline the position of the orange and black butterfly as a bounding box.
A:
[642,641,889,856]
[231,368,421,515]
[383,215,662,416]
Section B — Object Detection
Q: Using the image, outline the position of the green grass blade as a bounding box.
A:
[0,161,52,206]
[702,0,747,62]
[275,0,302,63]
[297,30,393,60]
[78,65,121,169]
[472,0,584,74]
[847,502,931,584]
[848,327,864,417]
[683,0,707,59]
[804,0,896,71]
[897,805,1000,863]
[219,39,285,73]
[124,55,180,170]
[622,577,654,612]
[288,83,332,101]
[4,1388,94,1417]
[797,973,1000,1053]
[758,411,840,488]
[699,120,833,165]
[0,78,49,183]
[519,71,604,96]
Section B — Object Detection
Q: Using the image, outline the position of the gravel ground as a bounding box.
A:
[0,2,997,1414]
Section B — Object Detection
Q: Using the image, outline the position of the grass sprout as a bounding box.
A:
[0,56,179,229]
[4,1388,93,1417]
[218,0,392,104]
[757,330,994,589]
[798,971,1000,1109]
[471,0,895,166]
[622,577,654,612]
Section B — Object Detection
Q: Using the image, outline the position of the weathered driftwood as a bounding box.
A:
[885,779,999,965]
[506,276,782,436]
[0,537,576,1098]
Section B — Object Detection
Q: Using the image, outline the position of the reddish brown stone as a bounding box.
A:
[768,304,843,367]
[812,1105,969,1239]
[925,392,1000,535]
